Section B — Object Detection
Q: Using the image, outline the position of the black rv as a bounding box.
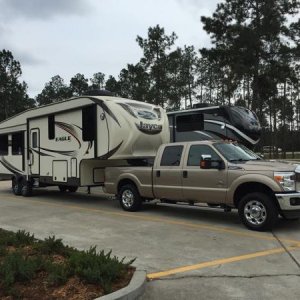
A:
[167,105,261,149]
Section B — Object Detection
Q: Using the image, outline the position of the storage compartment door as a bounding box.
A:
[53,161,67,182]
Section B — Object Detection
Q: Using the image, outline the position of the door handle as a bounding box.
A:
[156,170,161,177]
[183,170,188,178]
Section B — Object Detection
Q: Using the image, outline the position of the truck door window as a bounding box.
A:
[188,145,221,167]
[160,146,183,166]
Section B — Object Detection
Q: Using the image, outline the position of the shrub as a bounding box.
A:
[36,235,68,255]
[46,262,70,286]
[0,252,41,289]
[0,229,35,247]
[15,230,35,246]
[0,228,17,246]
[68,246,135,293]
[0,245,7,256]
[0,229,136,297]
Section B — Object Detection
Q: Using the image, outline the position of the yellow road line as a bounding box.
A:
[147,246,300,279]
[2,194,300,245]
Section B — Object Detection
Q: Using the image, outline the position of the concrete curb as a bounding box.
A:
[95,270,147,300]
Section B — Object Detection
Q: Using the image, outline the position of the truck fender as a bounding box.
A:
[116,174,143,196]
[227,174,281,204]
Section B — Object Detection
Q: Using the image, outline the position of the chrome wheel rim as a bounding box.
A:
[122,189,134,208]
[244,200,267,225]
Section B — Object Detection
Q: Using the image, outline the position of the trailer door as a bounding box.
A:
[30,129,40,175]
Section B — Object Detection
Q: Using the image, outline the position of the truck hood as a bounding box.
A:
[231,160,298,172]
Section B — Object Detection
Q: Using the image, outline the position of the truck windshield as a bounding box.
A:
[213,143,261,162]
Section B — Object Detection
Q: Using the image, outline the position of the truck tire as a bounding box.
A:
[118,184,142,212]
[12,178,22,196]
[238,192,278,231]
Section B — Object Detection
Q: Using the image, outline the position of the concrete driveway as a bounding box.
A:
[0,180,300,299]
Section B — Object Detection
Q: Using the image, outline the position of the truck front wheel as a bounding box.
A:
[238,192,278,231]
[118,184,142,212]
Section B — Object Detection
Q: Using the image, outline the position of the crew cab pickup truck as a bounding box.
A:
[103,140,300,231]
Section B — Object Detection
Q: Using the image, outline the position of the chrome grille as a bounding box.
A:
[296,172,300,192]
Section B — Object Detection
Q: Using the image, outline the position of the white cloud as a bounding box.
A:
[0,0,220,97]
[0,0,92,20]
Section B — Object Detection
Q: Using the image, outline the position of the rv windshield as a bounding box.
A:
[214,142,261,162]
[228,107,261,135]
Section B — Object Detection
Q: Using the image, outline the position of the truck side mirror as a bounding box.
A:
[200,155,212,169]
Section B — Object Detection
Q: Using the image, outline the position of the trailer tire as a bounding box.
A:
[238,192,278,231]
[12,178,22,196]
[68,186,78,193]
[21,182,33,197]
[118,184,142,212]
[58,185,68,192]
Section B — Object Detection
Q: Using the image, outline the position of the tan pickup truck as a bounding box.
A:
[104,140,300,231]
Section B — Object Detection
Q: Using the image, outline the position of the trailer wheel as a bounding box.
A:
[118,184,142,212]
[12,178,22,196]
[238,192,278,231]
[58,185,68,192]
[68,186,78,193]
[21,182,33,197]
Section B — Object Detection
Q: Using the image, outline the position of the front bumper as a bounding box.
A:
[275,192,300,219]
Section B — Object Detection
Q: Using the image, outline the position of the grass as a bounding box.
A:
[0,228,135,298]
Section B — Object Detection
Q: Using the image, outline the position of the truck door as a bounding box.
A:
[182,144,227,204]
[30,129,40,175]
[153,145,184,201]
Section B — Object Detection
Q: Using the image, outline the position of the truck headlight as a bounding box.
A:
[274,172,296,191]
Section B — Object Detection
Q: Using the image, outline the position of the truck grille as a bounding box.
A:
[296,173,300,192]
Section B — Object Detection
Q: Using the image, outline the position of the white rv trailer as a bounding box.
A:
[0,92,169,196]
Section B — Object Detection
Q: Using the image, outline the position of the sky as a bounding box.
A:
[0,0,220,98]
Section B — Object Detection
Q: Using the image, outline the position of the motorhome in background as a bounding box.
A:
[0,91,169,196]
[167,105,261,149]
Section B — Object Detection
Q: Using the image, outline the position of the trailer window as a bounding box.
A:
[82,106,96,141]
[176,114,204,132]
[48,115,55,140]
[0,134,8,155]
[32,132,38,148]
[12,132,24,155]
[160,146,183,166]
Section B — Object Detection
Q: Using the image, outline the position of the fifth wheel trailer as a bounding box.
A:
[0,92,169,196]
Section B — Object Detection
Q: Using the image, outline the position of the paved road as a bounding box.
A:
[0,181,299,299]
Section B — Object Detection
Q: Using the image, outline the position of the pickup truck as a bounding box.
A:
[103,140,300,231]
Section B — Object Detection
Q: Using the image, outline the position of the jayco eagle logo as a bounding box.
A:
[136,121,162,135]
[55,136,71,142]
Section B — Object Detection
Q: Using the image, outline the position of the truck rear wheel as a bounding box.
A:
[238,192,278,231]
[118,184,142,212]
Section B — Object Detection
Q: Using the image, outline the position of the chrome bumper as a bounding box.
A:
[275,192,300,210]
[275,192,300,219]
